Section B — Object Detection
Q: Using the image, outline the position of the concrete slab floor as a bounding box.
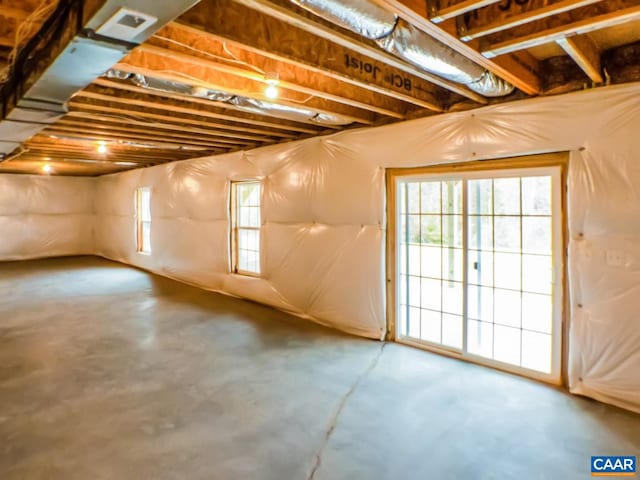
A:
[0,257,638,480]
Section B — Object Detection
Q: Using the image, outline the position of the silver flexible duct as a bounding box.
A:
[106,70,353,126]
[289,0,514,97]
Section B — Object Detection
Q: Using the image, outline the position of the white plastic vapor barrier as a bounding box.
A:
[3,81,624,414]
[0,174,96,261]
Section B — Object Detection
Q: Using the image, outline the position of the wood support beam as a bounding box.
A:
[42,125,240,150]
[371,0,541,94]
[150,24,408,120]
[122,45,379,126]
[458,0,601,41]
[55,118,254,147]
[74,86,324,135]
[63,111,264,145]
[67,102,291,143]
[556,35,603,83]
[482,1,640,58]
[430,0,501,23]
[224,0,479,104]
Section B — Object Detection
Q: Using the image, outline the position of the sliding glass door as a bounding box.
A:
[393,164,563,382]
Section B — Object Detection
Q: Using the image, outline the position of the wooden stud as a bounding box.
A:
[483,1,640,58]
[556,35,603,83]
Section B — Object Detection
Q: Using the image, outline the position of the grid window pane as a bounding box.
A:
[493,324,521,365]
[467,319,493,358]
[522,176,551,215]
[420,215,441,245]
[234,182,261,275]
[494,288,521,328]
[468,285,494,322]
[469,215,493,250]
[420,309,441,343]
[398,171,558,378]
[494,216,521,251]
[420,182,441,214]
[468,250,493,287]
[522,217,551,255]
[420,246,441,279]
[442,180,462,214]
[469,179,492,214]
[494,252,521,290]
[521,330,552,373]
[442,314,463,349]
[494,178,521,215]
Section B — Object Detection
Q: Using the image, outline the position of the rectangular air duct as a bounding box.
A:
[0,0,201,159]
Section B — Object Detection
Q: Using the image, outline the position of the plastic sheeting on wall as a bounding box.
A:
[93,82,640,413]
[2,82,638,413]
[0,175,96,261]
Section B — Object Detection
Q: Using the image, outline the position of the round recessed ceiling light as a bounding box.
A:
[264,84,279,100]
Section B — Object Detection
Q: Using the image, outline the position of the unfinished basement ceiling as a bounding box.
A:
[0,0,639,176]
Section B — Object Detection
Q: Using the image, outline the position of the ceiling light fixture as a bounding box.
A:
[264,72,279,100]
[42,164,52,174]
[97,141,108,154]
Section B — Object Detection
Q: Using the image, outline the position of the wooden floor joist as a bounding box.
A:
[224,0,481,104]
[371,0,542,95]
[148,25,409,120]
[556,35,604,83]
[482,0,640,57]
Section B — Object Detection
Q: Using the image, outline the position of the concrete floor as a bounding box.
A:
[0,257,638,480]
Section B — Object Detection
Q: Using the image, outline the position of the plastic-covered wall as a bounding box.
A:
[94,83,640,413]
[0,175,95,261]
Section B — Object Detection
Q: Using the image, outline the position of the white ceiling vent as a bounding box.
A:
[96,8,158,41]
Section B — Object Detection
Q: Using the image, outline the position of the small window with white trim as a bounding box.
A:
[231,181,261,275]
[136,187,151,254]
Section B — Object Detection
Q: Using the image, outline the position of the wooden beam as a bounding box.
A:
[55,118,255,147]
[228,0,481,103]
[122,45,379,125]
[430,0,501,23]
[556,34,603,83]
[42,124,240,149]
[67,102,291,142]
[63,111,265,145]
[371,0,541,94]
[73,86,324,135]
[482,1,640,58]
[459,0,602,41]
[150,24,408,120]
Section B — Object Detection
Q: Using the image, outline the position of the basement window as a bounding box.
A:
[231,181,261,275]
[136,187,152,254]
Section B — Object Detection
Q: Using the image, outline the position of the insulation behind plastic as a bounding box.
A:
[2,83,639,414]
[0,175,95,261]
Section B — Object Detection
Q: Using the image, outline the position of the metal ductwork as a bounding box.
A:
[289,0,514,97]
[106,69,354,126]
[0,0,201,159]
